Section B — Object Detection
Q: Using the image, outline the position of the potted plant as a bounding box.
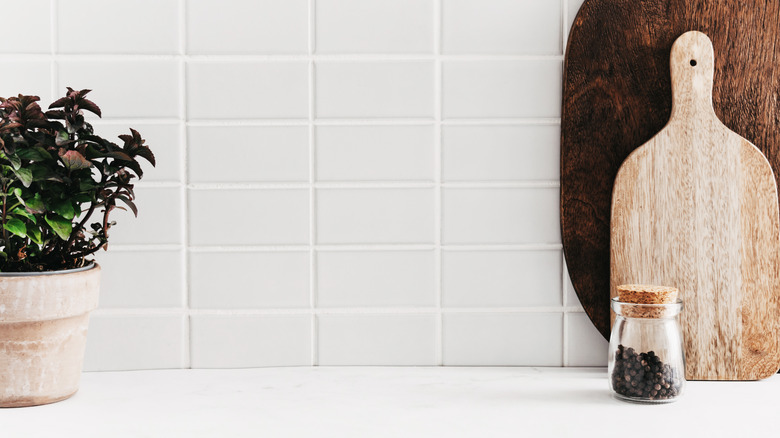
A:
[0,88,155,407]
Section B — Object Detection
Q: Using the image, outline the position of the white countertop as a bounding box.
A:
[1,367,777,437]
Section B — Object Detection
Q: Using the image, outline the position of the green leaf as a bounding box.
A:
[11,207,36,224]
[26,223,42,245]
[17,146,52,162]
[45,214,72,240]
[3,218,27,238]
[21,193,45,214]
[12,167,33,187]
[8,154,21,170]
[50,199,75,220]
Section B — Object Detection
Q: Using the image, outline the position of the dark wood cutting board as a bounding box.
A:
[562,0,780,340]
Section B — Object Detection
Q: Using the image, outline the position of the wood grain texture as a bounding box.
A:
[611,32,780,380]
[561,0,780,340]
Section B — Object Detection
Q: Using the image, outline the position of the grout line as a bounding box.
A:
[308,0,318,367]
[185,118,562,127]
[93,307,575,317]
[182,181,561,190]
[178,0,191,370]
[87,117,562,127]
[433,0,444,367]
[0,53,565,62]
[112,243,564,252]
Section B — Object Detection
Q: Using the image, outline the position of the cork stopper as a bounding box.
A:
[616,284,679,318]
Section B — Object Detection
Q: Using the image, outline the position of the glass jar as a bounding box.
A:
[608,297,685,403]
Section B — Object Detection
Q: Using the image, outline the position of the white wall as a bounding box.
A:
[0,0,605,370]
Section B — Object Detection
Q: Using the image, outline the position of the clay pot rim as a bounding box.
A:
[0,262,98,277]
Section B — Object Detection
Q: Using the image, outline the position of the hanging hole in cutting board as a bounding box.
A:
[690,59,697,66]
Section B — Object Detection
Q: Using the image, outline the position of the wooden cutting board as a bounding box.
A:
[610,31,780,380]
[562,0,780,340]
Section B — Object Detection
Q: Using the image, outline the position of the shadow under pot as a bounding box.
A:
[0,264,100,407]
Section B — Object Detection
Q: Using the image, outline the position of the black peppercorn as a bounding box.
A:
[611,344,683,401]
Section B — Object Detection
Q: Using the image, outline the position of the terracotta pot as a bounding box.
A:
[0,264,100,407]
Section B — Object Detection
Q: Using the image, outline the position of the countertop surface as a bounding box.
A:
[0,367,776,437]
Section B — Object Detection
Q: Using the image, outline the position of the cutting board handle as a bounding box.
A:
[670,31,716,122]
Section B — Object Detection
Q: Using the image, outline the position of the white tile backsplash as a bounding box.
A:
[443,60,562,119]
[2,1,592,370]
[187,61,309,119]
[190,252,310,309]
[566,313,608,367]
[442,250,562,307]
[317,189,435,244]
[109,187,182,245]
[189,126,309,182]
[443,125,560,181]
[318,314,437,365]
[59,60,180,118]
[190,315,312,368]
[0,0,50,53]
[443,188,560,244]
[187,0,308,54]
[96,250,184,308]
[317,251,436,307]
[443,313,563,366]
[0,61,52,103]
[84,315,185,371]
[316,0,434,54]
[316,61,435,118]
[190,189,309,246]
[58,0,179,54]
[442,0,561,54]
[317,126,435,181]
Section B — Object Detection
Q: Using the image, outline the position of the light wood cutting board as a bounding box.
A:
[610,31,780,381]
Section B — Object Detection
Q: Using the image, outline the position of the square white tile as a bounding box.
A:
[442,0,561,54]
[317,251,436,307]
[566,313,608,366]
[95,250,184,308]
[187,61,309,119]
[317,314,437,365]
[189,126,309,183]
[443,313,563,366]
[316,0,433,53]
[0,61,52,103]
[109,187,182,245]
[317,189,434,244]
[316,125,435,181]
[84,315,185,371]
[189,189,309,246]
[59,0,179,53]
[442,250,562,307]
[442,60,562,119]
[316,61,434,118]
[442,188,560,244]
[187,0,308,54]
[58,60,179,118]
[190,315,311,368]
[442,125,560,181]
[190,252,310,309]
[92,122,181,182]
[0,0,50,53]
